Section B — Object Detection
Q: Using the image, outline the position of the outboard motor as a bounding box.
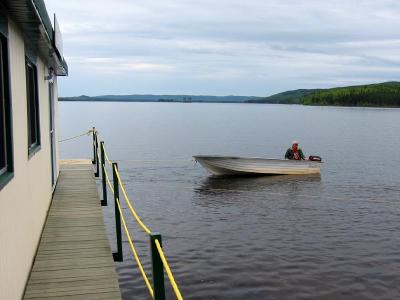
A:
[308,155,322,162]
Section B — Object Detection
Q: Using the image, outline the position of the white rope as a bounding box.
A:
[59,129,93,143]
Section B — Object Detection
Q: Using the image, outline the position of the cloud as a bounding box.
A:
[44,0,400,96]
[68,56,176,74]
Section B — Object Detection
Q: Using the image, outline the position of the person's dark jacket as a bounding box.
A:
[285,148,305,160]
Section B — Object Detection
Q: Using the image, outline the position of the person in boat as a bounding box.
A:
[285,140,305,160]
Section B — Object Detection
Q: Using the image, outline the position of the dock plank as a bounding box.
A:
[23,161,122,300]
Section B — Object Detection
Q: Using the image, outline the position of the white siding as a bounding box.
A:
[0,19,60,300]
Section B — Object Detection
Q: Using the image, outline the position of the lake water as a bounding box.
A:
[59,102,400,300]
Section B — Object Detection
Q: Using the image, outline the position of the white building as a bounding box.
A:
[0,0,68,299]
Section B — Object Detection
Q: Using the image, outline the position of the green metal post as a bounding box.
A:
[94,132,99,177]
[112,163,123,262]
[150,233,165,300]
[100,141,107,206]
[92,127,96,164]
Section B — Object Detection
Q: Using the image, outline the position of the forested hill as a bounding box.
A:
[247,89,321,104]
[248,82,400,107]
[301,82,400,107]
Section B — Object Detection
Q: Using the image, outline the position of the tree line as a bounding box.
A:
[301,82,400,107]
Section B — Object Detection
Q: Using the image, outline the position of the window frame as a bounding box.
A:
[25,56,41,157]
[0,31,14,190]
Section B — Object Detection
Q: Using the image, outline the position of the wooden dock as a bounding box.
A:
[23,160,122,300]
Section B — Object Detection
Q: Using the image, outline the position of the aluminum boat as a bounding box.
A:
[193,155,321,176]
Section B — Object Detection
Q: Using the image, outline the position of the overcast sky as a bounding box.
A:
[45,0,400,97]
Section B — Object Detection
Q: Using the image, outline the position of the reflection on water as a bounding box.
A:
[59,102,400,300]
[193,175,322,208]
[196,174,321,194]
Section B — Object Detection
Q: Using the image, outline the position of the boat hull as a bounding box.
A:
[194,156,321,176]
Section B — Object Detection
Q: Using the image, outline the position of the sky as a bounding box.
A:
[45,0,400,97]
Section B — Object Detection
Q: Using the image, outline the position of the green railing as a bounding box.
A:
[91,127,183,300]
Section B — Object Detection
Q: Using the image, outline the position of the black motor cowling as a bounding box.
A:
[308,155,322,162]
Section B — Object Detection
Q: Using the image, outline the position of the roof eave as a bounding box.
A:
[1,0,68,76]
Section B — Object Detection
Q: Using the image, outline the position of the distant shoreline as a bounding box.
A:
[59,95,261,104]
[60,81,400,107]
[59,98,252,104]
[59,98,400,108]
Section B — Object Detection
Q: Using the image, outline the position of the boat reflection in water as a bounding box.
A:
[193,174,322,207]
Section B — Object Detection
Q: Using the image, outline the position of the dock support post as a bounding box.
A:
[112,163,123,262]
[100,141,107,206]
[150,233,166,300]
[94,132,99,177]
[92,127,96,164]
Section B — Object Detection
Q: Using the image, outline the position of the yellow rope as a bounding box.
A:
[104,164,154,298]
[102,143,113,165]
[113,165,151,235]
[104,164,114,193]
[155,239,184,300]
[96,148,100,162]
[59,129,92,143]
[103,148,182,299]
[115,196,155,299]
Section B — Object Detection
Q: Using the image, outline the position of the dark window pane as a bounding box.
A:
[26,64,31,146]
[0,38,6,174]
[28,66,36,145]
[0,33,13,182]
[26,59,40,152]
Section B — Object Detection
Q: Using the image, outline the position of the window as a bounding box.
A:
[0,32,13,187]
[25,57,40,155]
[0,38,5,174]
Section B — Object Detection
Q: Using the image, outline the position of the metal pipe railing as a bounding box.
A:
[94,132,99,177]
[92,126,96,164]
[150,233,166,300]
[112,162,123,262]
[100,141,107,206]
[92,127,182,299]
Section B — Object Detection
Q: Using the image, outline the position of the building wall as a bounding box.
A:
[0,19,59,300]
